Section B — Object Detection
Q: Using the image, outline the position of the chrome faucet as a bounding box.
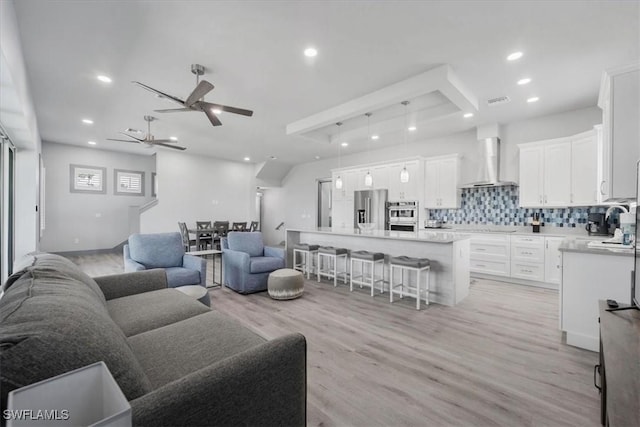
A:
[604,205,629,220]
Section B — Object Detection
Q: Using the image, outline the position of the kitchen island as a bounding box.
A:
[286,227,471,306]
[559,238,634,351]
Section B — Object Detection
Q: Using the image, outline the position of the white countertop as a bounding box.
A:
[559,238,635,257]
[288,227,470,243]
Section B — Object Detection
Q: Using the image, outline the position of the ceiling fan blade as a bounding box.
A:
[203,107,223,126]
[154,108,195,113]
[132,81,186,106]
[147,139,174,143]
[185,80,214,107]
[118,132,144,142]
[106,138,140,144]
[153,142,187,151]
[203,102,254,117]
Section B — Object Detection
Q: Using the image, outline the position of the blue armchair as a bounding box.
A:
[222,232,285,294]
[124,232,209,305]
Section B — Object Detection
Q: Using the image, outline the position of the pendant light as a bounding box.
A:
[400,101,410,183]
[335,122,343,190]
[364,112,373,188]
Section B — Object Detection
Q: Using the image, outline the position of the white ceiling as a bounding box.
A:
[12,0,639,165]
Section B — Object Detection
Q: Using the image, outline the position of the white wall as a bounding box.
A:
[266,106,603,233]
[1,0,42,261]
[40,142,156,252]
[261,187,286,246]
[140,150,257,234]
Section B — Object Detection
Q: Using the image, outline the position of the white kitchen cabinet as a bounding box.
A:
[598,63,640,201]
[518,145,544,207]
[570,130,598,206]
[519,138,571,207]
[424,155,460,208]
[562,249,633,351]
[510,235,545,282]
[544,237,563,285]
[469,233,511,277]
[388,160,420,201]
[371,164,389,191]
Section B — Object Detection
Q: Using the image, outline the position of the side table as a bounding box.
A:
[186,249,223,288]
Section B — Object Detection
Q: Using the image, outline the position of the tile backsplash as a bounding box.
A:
[428,185,616,228]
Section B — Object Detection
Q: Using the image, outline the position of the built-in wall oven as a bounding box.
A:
[388,201,419,232]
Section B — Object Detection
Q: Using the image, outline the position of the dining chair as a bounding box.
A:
[249,221,259,232]
[213,221,230,249]
[178,222,197,252]
[196,221,213,249]
[232,222,247,232]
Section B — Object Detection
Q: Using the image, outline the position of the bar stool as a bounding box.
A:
[317,246,349,287]
[389,256,431,310]
[350,250,385,296]
[293,243,319,279]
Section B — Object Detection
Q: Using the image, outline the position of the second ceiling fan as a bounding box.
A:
[133,64,254,127]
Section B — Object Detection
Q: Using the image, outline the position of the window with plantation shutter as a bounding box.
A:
[70,164,107,194]
[114,169,145,196]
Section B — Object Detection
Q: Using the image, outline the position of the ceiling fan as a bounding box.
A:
[132,64,254,127]
[107,115,186,150]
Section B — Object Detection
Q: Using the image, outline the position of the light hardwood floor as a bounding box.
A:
[68,252,600,427]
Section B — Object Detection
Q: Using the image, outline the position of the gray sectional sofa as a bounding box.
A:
[0,253,306,427]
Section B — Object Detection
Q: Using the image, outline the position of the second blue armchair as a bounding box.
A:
[222,232,285,294]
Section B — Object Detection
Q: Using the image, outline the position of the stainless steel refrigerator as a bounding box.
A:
[354,189,388,230]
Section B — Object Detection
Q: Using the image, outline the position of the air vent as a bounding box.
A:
[487,96,511,106]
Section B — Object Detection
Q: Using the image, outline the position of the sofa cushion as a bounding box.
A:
[127,311,266,389]
[0,271,152,410]
[107,289,210,337]
[3,253,106,306]
[227,232,264,257]
[128,232,184,268]
[250,256,285,274]
[165,267,201,288]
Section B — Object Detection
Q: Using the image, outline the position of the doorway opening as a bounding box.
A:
[317,178,332,228]
[1,126,16,284]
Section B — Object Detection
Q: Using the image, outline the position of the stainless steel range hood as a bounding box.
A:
[460,136,517,188]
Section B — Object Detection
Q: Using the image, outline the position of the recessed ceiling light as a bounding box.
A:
[304,47,318,57]
[371,135,379,140]
[243,157,251,161]
[507,51,523,61]
[212,108,222,115]
[527,96,539,103]
[96,75,112,83]
[87,141,97,145]
[169,136,178,141]
[314,155,321,160]
[269,155,277,160]
[341,142,348,147]
[517,78,531,85]
[408,126,417,131]
[82,119,94,125]
[463,113,474,118]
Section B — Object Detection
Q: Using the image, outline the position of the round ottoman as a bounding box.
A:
[176,285,211,306]
[268,268,304,300]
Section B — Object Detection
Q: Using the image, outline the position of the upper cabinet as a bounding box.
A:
[388,160,421,201]
[570,130,599,206]
[424,155,460,209]
[519,129,600,208]
[598,63,640,201]
[519,139,571,207]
